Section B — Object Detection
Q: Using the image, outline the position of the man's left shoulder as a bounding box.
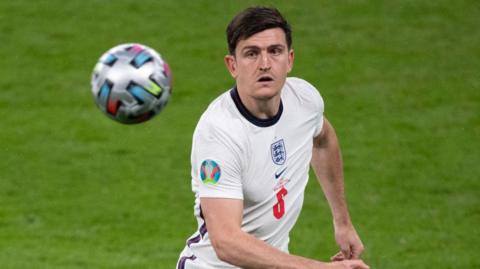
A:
[285,77,323,105]
[286,77,317,91]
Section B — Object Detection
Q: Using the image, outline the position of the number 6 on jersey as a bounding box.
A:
[273,187,288,219]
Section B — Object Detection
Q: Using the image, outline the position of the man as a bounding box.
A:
[177,6,369,269]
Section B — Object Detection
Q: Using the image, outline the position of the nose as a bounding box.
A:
[259,51,271,72]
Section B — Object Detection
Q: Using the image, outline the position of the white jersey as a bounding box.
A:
[177,77,324,269]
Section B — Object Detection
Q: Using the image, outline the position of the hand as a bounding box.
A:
[328,259,370,269]
[334,223,364,259]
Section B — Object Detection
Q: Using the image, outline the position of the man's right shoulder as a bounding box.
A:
[195,90,245,139]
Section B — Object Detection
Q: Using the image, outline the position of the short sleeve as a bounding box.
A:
[313,92,324,137]
[191,121,244,200]
[291,77,325,137]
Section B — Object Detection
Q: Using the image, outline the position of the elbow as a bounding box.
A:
[210,234,237,263]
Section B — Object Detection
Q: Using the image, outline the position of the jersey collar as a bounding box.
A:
[230,87,283,127]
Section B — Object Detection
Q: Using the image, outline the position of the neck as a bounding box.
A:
[230,87,283,127]
[236,90,281,120]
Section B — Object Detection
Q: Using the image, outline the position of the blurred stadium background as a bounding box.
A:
[0,0,478,268]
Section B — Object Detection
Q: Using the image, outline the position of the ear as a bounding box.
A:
[287,49,294,73]
[224,54,237,78]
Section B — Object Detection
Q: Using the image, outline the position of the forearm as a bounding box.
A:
[213,228,327,269]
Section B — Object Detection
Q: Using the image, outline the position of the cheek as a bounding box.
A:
[237,62,256,77]
[280,58,292,73]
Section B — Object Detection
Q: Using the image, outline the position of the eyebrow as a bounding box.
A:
[241,44,286,52]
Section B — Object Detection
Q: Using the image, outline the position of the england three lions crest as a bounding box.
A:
[271,139,287,165]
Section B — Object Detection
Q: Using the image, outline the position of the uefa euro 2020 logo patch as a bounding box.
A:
[200,159,221,184]
[271,139,286,165]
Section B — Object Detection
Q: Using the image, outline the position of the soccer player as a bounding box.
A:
[177,6,369,269]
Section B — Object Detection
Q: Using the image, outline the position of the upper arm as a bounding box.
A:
[193,120,246,260]
[200,198,243,253]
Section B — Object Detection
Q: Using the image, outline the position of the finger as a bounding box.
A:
[348,259,369,269]
[330,251,345,261]
[333,252,345,261]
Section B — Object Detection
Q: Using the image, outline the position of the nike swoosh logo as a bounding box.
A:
[275,167,287,179]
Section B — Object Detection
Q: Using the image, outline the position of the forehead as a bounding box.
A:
[236,28,288,50]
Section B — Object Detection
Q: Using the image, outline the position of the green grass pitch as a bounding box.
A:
[0,1,479,268]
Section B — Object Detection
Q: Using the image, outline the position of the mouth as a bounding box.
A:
[257,76,274,83]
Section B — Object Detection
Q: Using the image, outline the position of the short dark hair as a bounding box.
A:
[226,6,292,55]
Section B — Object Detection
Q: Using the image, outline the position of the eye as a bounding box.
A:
[270,47,283,55]
[245,50,258,58]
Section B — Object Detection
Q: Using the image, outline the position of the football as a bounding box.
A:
[91,43,172,124]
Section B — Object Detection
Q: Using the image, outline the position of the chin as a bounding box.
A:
[252,86,281,100]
